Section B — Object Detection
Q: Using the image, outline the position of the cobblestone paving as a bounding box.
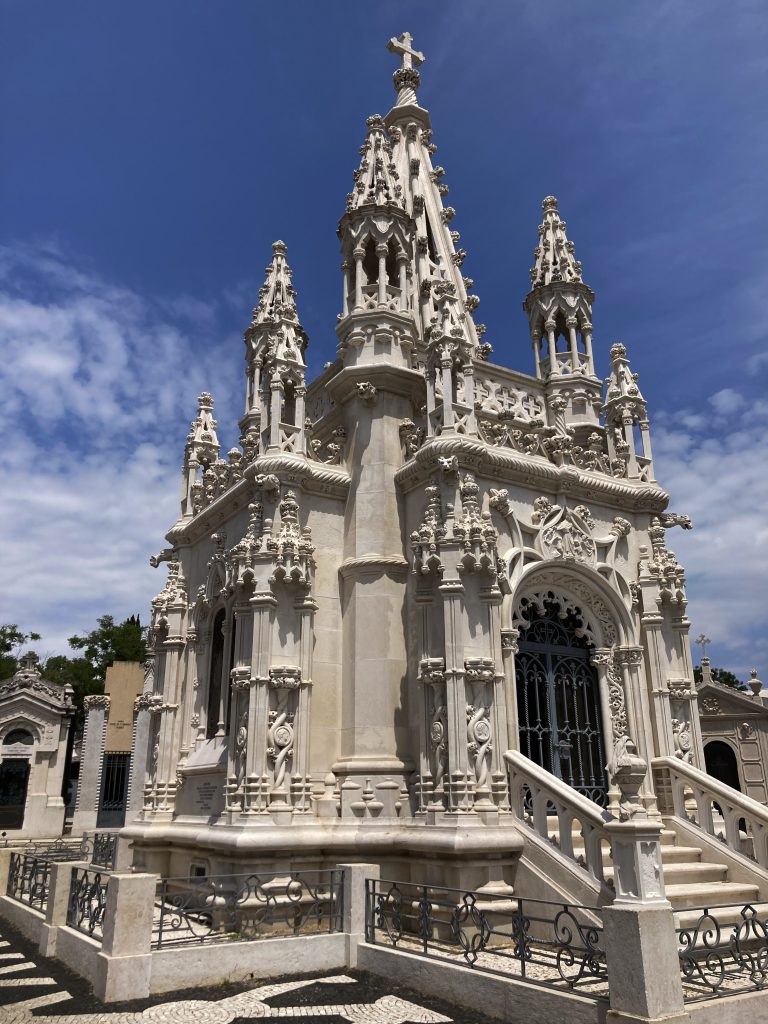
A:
[0,923,500,1024]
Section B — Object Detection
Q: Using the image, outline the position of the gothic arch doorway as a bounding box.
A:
[515,597,608,805]
[704,740,741,792]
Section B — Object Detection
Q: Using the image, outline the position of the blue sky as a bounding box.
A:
[1,1,766,675]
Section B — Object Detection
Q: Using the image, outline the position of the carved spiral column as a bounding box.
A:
[226,667,251,813]
[465,658,495,812]
[590,648,623,814]
[615,646,659,817]
[418,657,447,813]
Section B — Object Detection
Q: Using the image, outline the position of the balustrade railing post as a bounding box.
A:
[338,862,379,968]
[603,818,689,1022]
[95,872,157,1003]
[39,861,79,957]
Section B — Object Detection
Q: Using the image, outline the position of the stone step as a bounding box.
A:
[663,881,760,911]
[604,862,728,886]
[657,845,703,865]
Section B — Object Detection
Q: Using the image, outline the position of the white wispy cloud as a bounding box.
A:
[0,244,765,684]
[0,243,242,657]
[654,391,768,678]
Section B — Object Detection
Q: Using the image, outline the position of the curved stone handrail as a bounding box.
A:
[505,750,613,884]
[652,755,768,868]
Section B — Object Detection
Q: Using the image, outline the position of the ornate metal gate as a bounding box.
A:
[515,604,607,805]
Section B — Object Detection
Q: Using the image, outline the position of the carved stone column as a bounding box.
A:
[500,628,520,752]
[590,648,623,814]
[225,667,252,813]
[615,646,660,818]
[439,574,471,813]
[418,657,446,814]
[126,692,154,823]
[71,694,110,835]
[244,586,276,815]
[268,667,301,822]
[292,592,317,812]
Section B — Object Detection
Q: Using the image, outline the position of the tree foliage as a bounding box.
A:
[68,614,146,683]
[0,616,146,729]
[694,665,747,691]
[0,623,42,679]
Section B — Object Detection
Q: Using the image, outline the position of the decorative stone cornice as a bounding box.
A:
[269,666,302,690]
[395,435,669,513]
[339,554,410,580]
[84,694,110,711]
[169,457,350,546]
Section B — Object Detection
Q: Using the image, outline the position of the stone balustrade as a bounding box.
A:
[653,755,768,869]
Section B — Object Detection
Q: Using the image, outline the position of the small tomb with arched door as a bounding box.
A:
[698,673,768,804]
[0,653,74,837]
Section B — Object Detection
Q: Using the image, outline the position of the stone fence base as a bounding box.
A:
[1,850,764,1022]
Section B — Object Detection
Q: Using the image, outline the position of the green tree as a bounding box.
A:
[43,655,102,730]
[68,614,146,683]
[694,665,747,692]
[0,623,42,679]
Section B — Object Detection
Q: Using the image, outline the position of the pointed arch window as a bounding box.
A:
[206,609,226,739]
[515,598,607,805]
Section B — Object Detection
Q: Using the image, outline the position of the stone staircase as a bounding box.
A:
[567,819,761,914]
[506,750,768,926]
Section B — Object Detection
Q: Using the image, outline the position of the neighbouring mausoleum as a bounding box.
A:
[0,653,73,837]
[124,34,768,913]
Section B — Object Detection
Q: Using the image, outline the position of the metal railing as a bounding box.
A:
[152,869,344,948]
[91,832,117,870]
[677,902,768,1001]
[6,852,52,913]
[66,867,107,940]
[365,878,607,998]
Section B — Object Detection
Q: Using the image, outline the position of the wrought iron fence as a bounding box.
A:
[7,837,91,860]
[91,832,117,870]
[677,902,768,1001]
[6,852,52,912]
[365,878,607,997]
[66,867,107,940]
[152,869,344,948]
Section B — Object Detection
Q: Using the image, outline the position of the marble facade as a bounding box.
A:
[122,34,760,906]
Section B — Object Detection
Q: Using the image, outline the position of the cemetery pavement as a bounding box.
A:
[0,921,501,1024]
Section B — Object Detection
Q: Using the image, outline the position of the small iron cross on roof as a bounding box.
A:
[695,634,711,660]
[387,31,425,70]
[21,651,40,672]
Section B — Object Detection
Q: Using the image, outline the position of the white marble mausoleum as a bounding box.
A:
[124,34,768,914]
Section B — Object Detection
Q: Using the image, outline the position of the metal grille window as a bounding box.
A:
[515,601,607,805]
[97,753,130,827]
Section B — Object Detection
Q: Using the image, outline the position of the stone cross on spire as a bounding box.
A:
[387,31,425,70]
[387,31,425,108]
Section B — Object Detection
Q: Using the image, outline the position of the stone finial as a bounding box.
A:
[606,736,648,821]
[748,669,764,699]
[345,114,404,213]
[529,195,585,288]
[19,651,40,674]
